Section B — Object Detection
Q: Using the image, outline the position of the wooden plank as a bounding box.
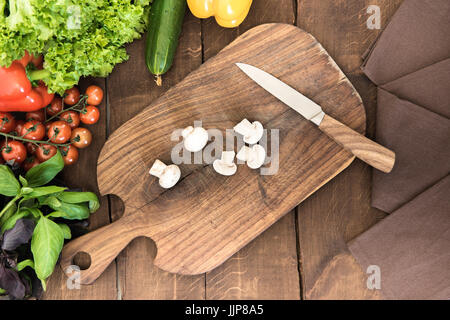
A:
[43,78,117,300]
[106,13,205,300]
[204,0,301,300]
[296,0,404,299]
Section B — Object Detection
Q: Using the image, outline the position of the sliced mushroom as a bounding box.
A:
[149,159,181,189]
[233,119,264,144]
[182,125,209,152]
[236,145,266,169]
[213,151,237,176]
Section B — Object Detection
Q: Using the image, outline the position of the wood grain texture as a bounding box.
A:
[319,114,395,173]
[60,23,366,285]
[206,212,300,300]
[296,0,404,299]
[44,78,117,300]
[306,253,382,300]
[203,0,300,300]
[106,13,205,300]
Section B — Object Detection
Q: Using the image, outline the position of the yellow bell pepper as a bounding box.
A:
[187,0,253,28]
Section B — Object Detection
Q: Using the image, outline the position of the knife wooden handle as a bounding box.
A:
[319,115,395,173]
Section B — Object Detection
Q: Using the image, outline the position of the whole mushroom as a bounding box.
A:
[213,151,237,176]
[149,159,181,189]
[236,145,266,169]
[233,119,264,145]
[182,125,209,152]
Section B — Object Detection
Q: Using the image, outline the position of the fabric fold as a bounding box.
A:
[381,58,450,118]
[362,0,450,85]
[349,175,450,300]
[372,88,450,213]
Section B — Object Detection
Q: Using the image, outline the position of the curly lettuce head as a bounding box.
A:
[0,0,151,94]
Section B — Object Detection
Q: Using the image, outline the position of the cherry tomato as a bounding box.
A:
[26,142,38,154]
[64,87,80,106]
[14,120,25,136]
[35,144,57,162]
[85,85,103,106]
[60,111,80,129]
[61,145,79,166]
[47,121,71,144]
[23,156,40,171]
[71,127,92,149]
[1,140,27,165]
[26,109,46,122]
[80,106,100,125]
[0,112,16,133]
[21,120,45,141]
[47,97,63,116]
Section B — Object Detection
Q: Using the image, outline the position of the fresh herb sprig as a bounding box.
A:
[0,151,99,299]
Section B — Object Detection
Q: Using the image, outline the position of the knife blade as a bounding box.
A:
[236,63,326,125]
[236,62,396,173]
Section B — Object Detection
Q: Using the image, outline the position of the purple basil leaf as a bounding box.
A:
[1,219,35,251]
[0,264,26,299]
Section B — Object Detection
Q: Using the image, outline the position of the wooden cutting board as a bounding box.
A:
[60,23,365,284]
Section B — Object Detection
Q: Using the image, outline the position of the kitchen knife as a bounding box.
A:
[236,63,395,173]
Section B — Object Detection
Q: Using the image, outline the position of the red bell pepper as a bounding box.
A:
[0,52,54,112]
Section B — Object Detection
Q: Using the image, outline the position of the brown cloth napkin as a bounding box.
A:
[349,175,450,300]
[362,0,450,85]
[381,59,450,119]
[348,0,450,300]
[373,89,450,213]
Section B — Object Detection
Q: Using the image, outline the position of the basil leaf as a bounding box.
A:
[1,208,41,232]
[0,264,26,299]
[0,288,5,295]
[1,219,35,251]
[39,196,61,208]
[1,210,32,232]
[47,201,90,220]
[0,165,20,196]
[26,186,67,198]
[16,259,35,272]
[57,192,100,213]
[25,151,64,187]
[21,187,33,195]
[0,202,17,229]
[31,216,64,282]
[19,176,28,187]
[58,223,72,240]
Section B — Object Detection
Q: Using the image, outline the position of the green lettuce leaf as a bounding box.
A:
[0,0,152,94]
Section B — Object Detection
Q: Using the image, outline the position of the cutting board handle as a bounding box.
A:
[60,213,147,285]
[319,115,396,173]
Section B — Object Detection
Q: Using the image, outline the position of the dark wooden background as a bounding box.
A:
[43,0,403,300]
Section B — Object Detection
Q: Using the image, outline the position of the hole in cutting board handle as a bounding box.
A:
[72,251,92,270]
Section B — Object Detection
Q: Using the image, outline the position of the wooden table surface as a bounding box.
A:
[43,0,404,300]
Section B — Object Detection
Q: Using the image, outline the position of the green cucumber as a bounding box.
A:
[145,0,187,86]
